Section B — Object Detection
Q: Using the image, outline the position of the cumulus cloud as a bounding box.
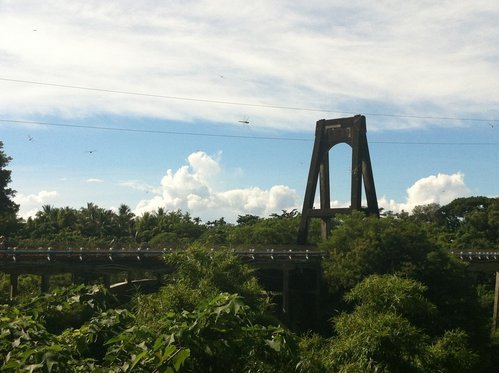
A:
[379,172,471,213]
[14,190,59,219]
[133,151,298,221]
[0,1,497,131]
[131,152,472,221]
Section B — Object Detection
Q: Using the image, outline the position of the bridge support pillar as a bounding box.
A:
[282,269,289,315]
[315,269,321,326]
[155,273,163,285]
[10,274,18,300]
[126,271,133,284]
[103,274,111,289]
[40,274,50,294]
[493,271,499,333]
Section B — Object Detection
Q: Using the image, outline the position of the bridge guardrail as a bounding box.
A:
[451,251,499,262]
[0,247,324,264]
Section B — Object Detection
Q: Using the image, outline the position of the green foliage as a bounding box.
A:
[298,275,480,373]
[230,209,302,245]
[320,212,489,341]
[452,198,499,250]
[18,284,117,334]
[0,141,19,236]
[0,308,81,372]
[135,209,206,246]
[344,274,436,326]
[60,308,133,363]
[425,329,479,373]
[296,333,333,372]
[332,310,427,372]
[161,245,267,312]
[1,195,498,371]
[0,288,120,371]
[438,196,494,230]
[108,293,297,372]
[104,323,191,372]
[236,214,262,226]
[330,275,431,372]
[321,212,440,291]
[196,209,321,247]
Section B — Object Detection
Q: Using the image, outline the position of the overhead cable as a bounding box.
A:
[2,118,498,145]
[0,77,496,123]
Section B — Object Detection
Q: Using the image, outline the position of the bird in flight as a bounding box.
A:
[27,135,34,142]
[238,116,250,126]
[85,150,96,154]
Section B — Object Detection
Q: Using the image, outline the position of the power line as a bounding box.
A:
[0,119,310,142]
[2,118,498,146]
[0,77,496,123]
[370,141,499,146]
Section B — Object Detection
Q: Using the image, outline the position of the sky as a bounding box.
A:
[0,0,498,223]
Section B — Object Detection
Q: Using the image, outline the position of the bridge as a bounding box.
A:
[2,247,499,331]
[0,246,323,328]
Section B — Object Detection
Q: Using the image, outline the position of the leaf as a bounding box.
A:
[27,363,44,373]
[265,338,282,352]
[172,349,190,371]
[12,337,21,348]
[2,360,21,369]
[130,350,148,371]
[158,345,176,364]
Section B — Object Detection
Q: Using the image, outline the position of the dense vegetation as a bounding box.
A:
[1,141,499,371]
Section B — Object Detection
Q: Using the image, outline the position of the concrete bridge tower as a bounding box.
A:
[297,115,379,244]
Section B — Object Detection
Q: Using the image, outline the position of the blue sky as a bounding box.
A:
[0,1,497,222]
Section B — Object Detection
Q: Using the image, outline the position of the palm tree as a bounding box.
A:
[115,204,135,238]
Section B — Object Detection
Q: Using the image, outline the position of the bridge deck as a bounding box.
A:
[0,247,324,275]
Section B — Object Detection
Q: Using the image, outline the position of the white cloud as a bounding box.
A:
[14,190,58,205]
[134,151,299,221]
[14,190,59,219]
[119,180,158,194]
[0,1,497,131]
[134,152,472,221]
[86,178,104,183]
[379,172,471,213]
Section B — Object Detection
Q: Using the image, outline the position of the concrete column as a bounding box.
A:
[319,152,331,240]
[126,271,133,284]
[10,274,19,300]
[282,269,290,315]
[155,273,163,285]
[315,268,321,326]
[103,274,111,289]
[492,271,499,333]
[40,274,50,294]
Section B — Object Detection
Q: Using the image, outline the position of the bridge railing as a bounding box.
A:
[451,251,499,262]
[0,247,324,264]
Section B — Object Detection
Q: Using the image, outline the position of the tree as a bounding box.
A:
[438,196,494,231]
[298,275,479,373]
[236,214,261,226]
[450,197,499,250]
[114,204,135,238]
[320,212,490,342]
[0,141,19,236]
